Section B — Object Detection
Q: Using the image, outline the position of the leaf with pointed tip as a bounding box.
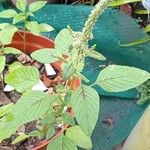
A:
[86,50,106,61]
[70,85,100,136]
[31,48,61,64]
[13,13,26,24]
[66,125,92,149]
[4,47,22,54]
[9,62,24,72]
[25,21,40,35]
[5,66,39,93]
[29,1,47,12]
[16,0,27,12]
[0,25,18,45]
[0,103,14,117]
[62,62,76,81]
[0,9,17,18]
[39,23,54,32]
[0,91,56,142]
[96,65,150,92]
[55,29,73,55]
[12,134,30,144]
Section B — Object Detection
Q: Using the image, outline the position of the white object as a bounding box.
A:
[44,64,56,76]
[32,80,48,91]
[4,85,14,92]
[142,0,150,11]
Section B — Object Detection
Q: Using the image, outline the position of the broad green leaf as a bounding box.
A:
[31,48,61,63]
[55,29,73,55]
[13,91,56,123]
[62,112,75,126]
[4,47,22,54]
[70,85,100,135]
[80,74,90,83]
[46,126,55,140]
[9,61,24,72]
[0,25,18,45]
[13,13,26,24]
[39,23,54,32]
[47,135,77,150]
[86,50,106,61]
[144,25,150,32]
[16,0,27,12]
[5,66,39,93]
[29,1,47,12]
[0,55,5,73]
[0,91,56,141]
[0,23,10,29]
[62,62,76,81]
[96,65,150,92]
[25,21,40,35]
[12,133,30,144]
[0,9,17,18]
[66,125,92,149]
[119,36,150,47]
[110,0,141,6]
[135,9,149,14]
[0,103,14,117]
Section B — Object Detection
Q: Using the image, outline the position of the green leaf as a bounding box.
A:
[109,0,141,6]
[29,1,47,13]
[66,125,92,149]
[62,62,76,81]
[119,36,150,47]
[144,25,150,32]
[12,133,30,144]
[9,62,24,72]
[96,65,150,92]
[25,21,40,35]
[62,112,75,126]
[55,29,73,55]
[0,9,17,18]
[31,48,61,64]
[0,55,5,73]
[13,13,26,24]
[47,135,77,150]
[80,74,90,83]
[0,23,10,30]
[70,85,100,136]
[0,103,14,117]
[86,50,106,61]
[39,23,54,32]
[4,47,22,54]
[13,91,56,123]
[46,126,55,140]
[0,91,56,141]
[135,9,149,14]
[5,66,39,93]
[0,25,18,45]
[16,0,27,12]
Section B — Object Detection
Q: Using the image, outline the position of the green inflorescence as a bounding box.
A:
[137,79,150,104]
